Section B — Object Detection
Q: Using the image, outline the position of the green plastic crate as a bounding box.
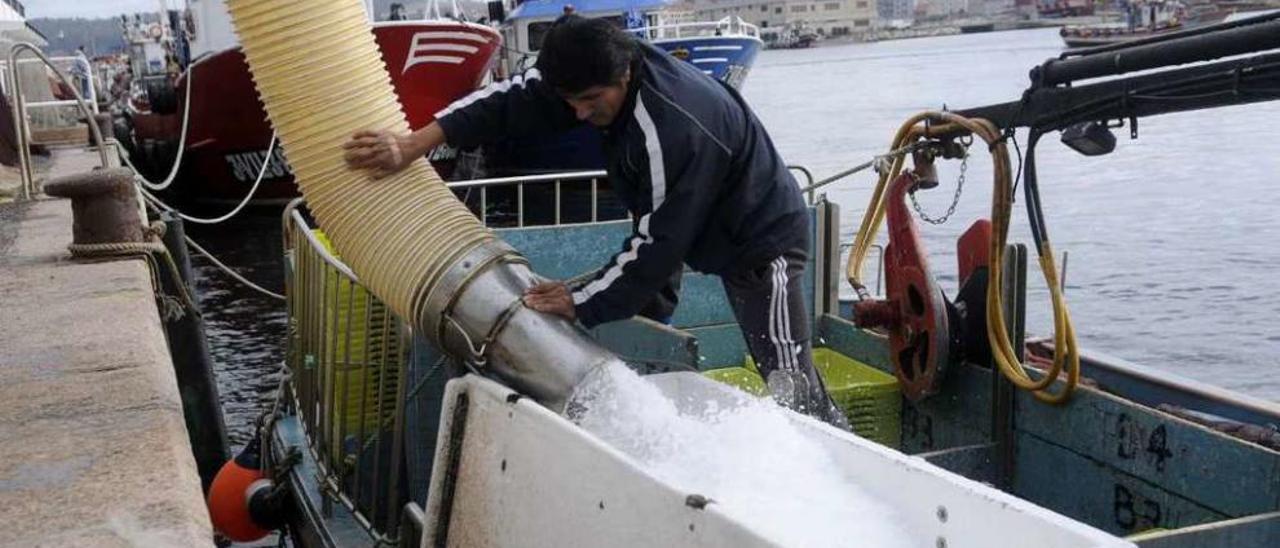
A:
[702,367,768,397]
[744,348,901,448]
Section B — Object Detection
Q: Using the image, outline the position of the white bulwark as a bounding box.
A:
[0,0,45,48]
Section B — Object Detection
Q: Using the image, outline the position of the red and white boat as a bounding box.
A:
[121,0,500,205]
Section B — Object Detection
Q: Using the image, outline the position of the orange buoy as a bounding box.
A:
[207,437,271,542]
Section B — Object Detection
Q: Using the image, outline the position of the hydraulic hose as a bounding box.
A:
[847,112,1079,404]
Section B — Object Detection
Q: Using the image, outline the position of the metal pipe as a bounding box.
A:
[422,243,621,411]
[789,164,814,204]
[445,170,606,189]
[7,43,111,200]
[961,51,1280,131]
[6,47,28,199]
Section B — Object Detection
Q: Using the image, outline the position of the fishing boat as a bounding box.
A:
[117,0,500,206]
[199,13,1280,547]
[477,0,763,175]
[764,21,819,49]
[1059,0,1231,48]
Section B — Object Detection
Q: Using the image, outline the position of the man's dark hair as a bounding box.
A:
[536,15,639,94]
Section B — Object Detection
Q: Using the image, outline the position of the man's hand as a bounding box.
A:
[523,281,576,321]
[342,129,416,179]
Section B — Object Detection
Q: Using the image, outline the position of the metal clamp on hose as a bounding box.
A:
[442,314,488,375]
[441,296,528,375]
[418,239,524,347]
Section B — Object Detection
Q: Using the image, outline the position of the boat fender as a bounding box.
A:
[206,437,273,542]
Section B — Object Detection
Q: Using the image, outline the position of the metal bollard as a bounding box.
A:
[42,167,143,244]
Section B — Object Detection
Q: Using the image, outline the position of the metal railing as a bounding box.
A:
[284,202,410,543]
[448,166,824,226]
[5,43,109,201]
[840,242,886,297]
[635,16,762,41]
[0,56,100,114]
[448,169,615,227]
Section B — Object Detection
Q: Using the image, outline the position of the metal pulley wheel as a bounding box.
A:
[852,169,952,401]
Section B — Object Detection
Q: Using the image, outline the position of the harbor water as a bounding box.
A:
[188,215,287,448]
[198,27,1280,447]
[745,27,1280,402]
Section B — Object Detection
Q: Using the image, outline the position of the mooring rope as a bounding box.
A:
[181,233,286,302]
[138,131,281,226]
[66,222,199,321]
[120,57,200,192]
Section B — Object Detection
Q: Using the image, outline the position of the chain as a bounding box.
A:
[910,143,969,225]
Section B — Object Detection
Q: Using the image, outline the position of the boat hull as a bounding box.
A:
[652,35,762,89]
[1060,10,1231,49]
[125,21,499,205]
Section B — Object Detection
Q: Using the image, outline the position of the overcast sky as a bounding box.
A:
[27,0,181,19]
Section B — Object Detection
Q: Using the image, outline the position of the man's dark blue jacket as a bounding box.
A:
[436,41,808,328]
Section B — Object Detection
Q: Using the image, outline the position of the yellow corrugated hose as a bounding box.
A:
[224,0,496,331]
[847,112,1079,404]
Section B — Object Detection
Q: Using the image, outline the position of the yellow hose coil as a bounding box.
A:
[225,0,494,327]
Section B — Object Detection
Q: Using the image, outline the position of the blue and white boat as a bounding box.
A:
[641,15,763,88]
[479,0,764,175]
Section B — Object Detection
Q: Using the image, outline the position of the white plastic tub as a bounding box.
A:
[422,373,1134,548]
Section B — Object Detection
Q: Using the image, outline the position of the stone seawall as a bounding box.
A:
[0,149,214,547]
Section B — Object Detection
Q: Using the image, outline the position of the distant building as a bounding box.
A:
[973,0,1020,17]
[877,0,915,26]
[923,0,975,17]
[674,0,878,41]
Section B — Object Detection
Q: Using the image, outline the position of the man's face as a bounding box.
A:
[560,70,630,127]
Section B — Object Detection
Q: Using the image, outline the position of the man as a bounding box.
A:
[343,16,848,428]
[72,46,92,100]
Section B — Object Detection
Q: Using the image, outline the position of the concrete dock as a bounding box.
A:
[0,149,214,546]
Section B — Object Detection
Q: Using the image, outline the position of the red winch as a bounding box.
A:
[851,150,991,401]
